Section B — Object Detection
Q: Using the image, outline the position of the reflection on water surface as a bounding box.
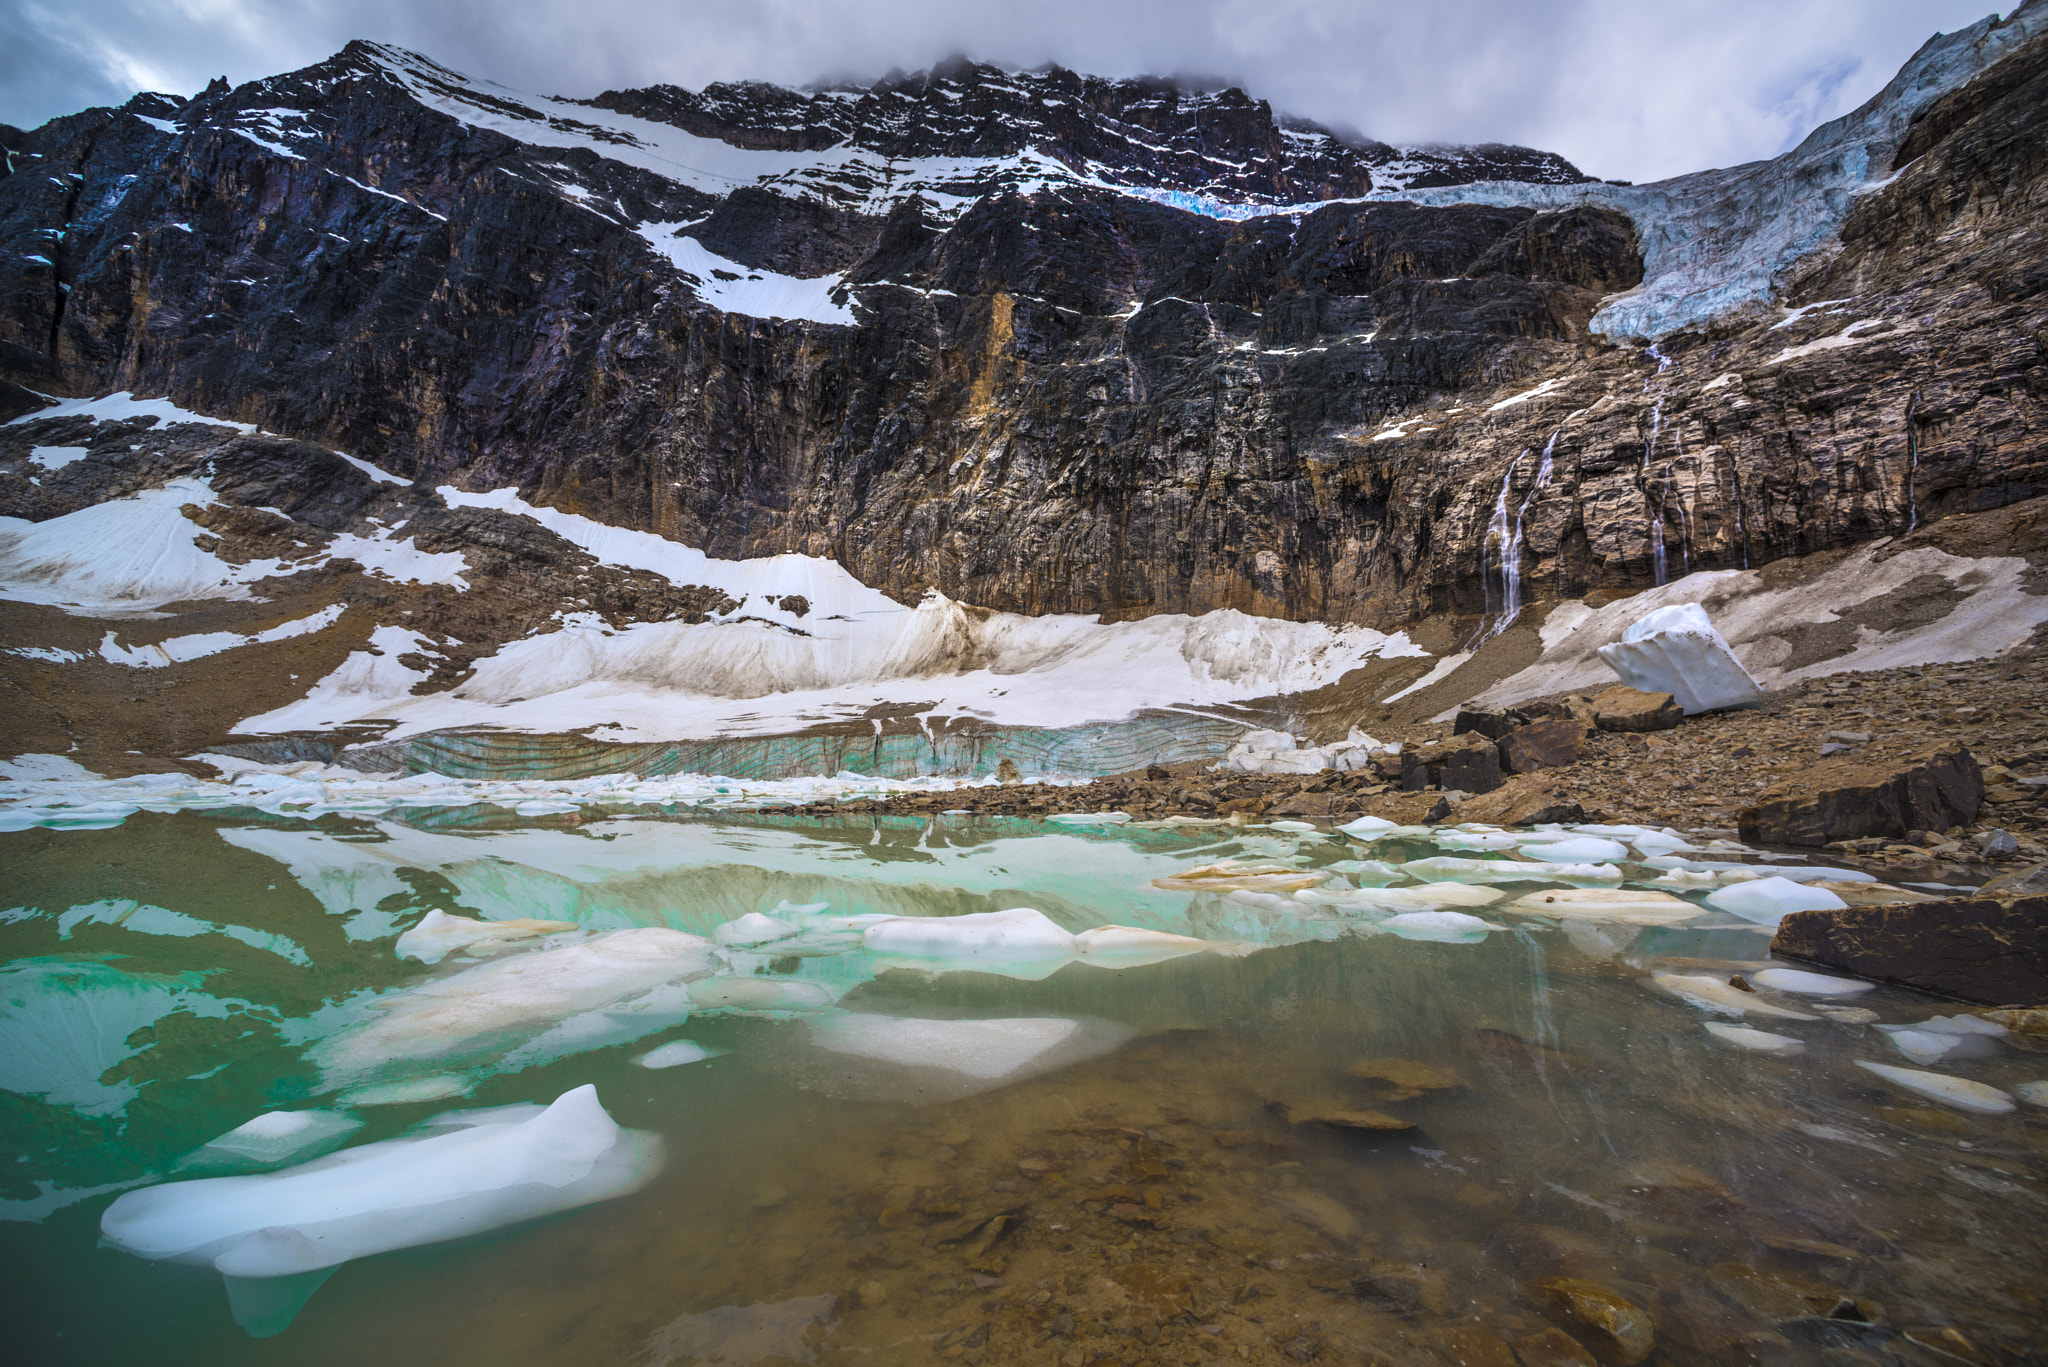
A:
[0,807,2042,1366]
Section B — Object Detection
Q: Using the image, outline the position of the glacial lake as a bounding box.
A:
[1,806,2042,1366]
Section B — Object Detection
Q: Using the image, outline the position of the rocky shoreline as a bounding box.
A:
[784,647,2048,886]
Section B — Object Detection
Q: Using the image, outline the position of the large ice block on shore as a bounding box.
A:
[1595,603,1763,715]
[101,1085,659,1335]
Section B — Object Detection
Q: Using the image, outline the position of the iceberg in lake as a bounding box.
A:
[1705,876,1848,925]
[101,1085,660,1336]
[311,927,720,1091]
[175,1111,363,1174]
[395,908,581,964]
[1595,603,1763,715]
[861,907,1079,978]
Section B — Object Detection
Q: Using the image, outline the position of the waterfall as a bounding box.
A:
[1474,428,1559,644]
[1641,402,1669,586]
[1479,453,1521,625]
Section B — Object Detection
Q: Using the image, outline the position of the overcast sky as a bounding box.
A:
[0,0,2009,182]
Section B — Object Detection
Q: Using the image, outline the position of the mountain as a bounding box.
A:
[1,7,2046,779]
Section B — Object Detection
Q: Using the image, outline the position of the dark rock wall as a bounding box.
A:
[1,35,2043,628]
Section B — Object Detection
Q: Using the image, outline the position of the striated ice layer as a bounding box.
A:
[101,1085,661,1335]
[1597,604,1764,716]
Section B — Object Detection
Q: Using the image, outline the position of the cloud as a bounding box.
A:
[0,0,2011,183]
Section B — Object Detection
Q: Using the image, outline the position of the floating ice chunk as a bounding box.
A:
[1652,974,1819,1020]
[1705,877,1848,925]
[1515,836,1630,863]
[811,1013,1081,1079]
[1647,869,1721,889]
[1916,1013,2006,1037]
[714,912,799,947]
[1877,1027,1973,1065]
[313,928,720,1088]
[1046,811,1130,824]
[338,1075,471,1107]
[1072,925,1214,967]
[101,1085,661,1335]
[1337,815,1400,837]
[1505,888,1699,925]
[177,1111,364,1173]
[1854,1061,2015,1114]
[1433,831,1526,852]
[395,908,581,964]
[1267,820,1317,832]
[1595,603,1764,715]
[635,1040,724,1069]
[1402,856,1622,884]
[863,907,1076,961]
[1382,911,1492,942]
[687,978,837,1013]
[1750,968,1873,996]
[1300,882,1505,912]
[1703,1022,1805,1054]
[1151,863,1321,892]
[2015,1081,2048,1108]
[1320,859,1406,884]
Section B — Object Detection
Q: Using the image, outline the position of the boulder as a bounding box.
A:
[1398,732,1504,794]
[1738,741,1984,846]
[1454,775,1586,826]
[1596,603,1764,715]
[1978,861,2048,900]
[1590,685,1682,732]
[1770,896,2048,1006]
[1454,705,1510,740]
[1499,717,1592,774]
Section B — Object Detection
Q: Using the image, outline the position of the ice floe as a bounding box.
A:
[1072,925,1215,967]
[1704,876,1848,925]
[635,1039,722,1069]
[1652,974,1819,1020]
[1750,968,1872,996]
[394,908,582,964]
[1504,888,1698,925]
[811,1013,1080,1078]
[1381,910,1493,943]
[1703,1022,1804,1055]
[1514,836,1630,863]
[100,1085,661,1335]
[176,1111,364,1173]
[310,928,720,1090]
[1401,856,1623,885]
[862,907,1077,979]
[1853,1061,2014,1114]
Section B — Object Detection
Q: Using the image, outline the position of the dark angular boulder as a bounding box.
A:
[1771,896,2048,1005]
[1738,742,1983,847]
[1498,717,1592,775]
[1400,732,1505,793]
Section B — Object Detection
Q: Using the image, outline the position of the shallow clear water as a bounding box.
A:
[1,808,2043,1366]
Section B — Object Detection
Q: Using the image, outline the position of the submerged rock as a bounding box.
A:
[1533,1277,1657,1365]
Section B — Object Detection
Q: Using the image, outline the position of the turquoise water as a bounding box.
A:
[1,808,2043,1366]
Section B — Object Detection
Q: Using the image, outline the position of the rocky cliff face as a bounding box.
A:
[1,13,2045,769]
